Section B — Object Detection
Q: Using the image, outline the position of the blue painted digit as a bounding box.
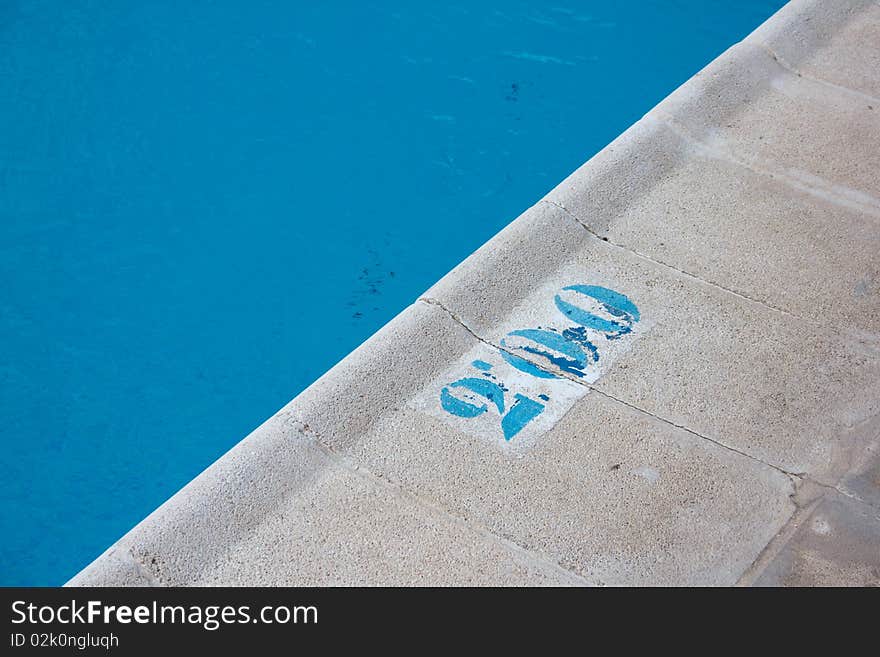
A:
[439,284,641,442]
[440,387,487,418]
[440,377,505,419]
[499,349,560,379]
[500,328,596,378]
[501,394,545,440]
[554,284,640,340]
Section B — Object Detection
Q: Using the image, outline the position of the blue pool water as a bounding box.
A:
[0,1,784,585]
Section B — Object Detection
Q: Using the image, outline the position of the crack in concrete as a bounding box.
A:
[542,199,798,321]
[753,39,880,107]
[286,408,596,587]
[545,196,880,351]
[806,477,871,507]
[418,296,833,492]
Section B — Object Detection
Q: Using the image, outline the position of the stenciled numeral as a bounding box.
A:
[439,285,640,441]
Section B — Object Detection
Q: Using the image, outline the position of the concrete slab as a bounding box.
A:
[651,42,880,213]
[282,292,796,585]
[752,493,880,587]
[322,391,795,586]
[546,117,880,337]
[189,456,585,587]
[424,202,880,484]
[747,0,880,99]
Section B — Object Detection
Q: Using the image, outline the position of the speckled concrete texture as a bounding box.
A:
[750,493,880,587]
[70,0,880,587]
[748,0,880,99]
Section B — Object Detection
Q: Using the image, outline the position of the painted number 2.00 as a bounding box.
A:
[439,285,641,441]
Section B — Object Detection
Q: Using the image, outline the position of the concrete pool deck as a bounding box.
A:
[70,0,880,587]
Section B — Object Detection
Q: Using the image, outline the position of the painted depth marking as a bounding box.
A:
[439,284,641,442]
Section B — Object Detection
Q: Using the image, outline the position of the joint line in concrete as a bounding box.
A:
[288,406,597,587]
[542,199,798,321]
[417,297,816,488]
[752,39,880,107]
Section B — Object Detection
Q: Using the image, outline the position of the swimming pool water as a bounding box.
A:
[0,1,785,585]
